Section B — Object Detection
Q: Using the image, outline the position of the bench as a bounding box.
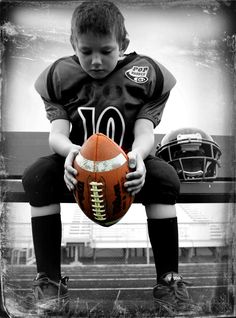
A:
[1,131,235,203]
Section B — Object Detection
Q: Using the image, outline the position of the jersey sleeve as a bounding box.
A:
[136,60,176,127]
[157,61,176,94]
[136,91,170,127]
[34,62,68,122]
[43,98,69,122]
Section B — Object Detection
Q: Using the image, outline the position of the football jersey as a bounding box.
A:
[35,52,176,151]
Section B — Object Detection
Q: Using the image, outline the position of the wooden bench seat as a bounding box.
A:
[1,131,235,203]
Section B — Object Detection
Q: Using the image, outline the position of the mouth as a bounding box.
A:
[90,69,104,73]
[89,69,106,78]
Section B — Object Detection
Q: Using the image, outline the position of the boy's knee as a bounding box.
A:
[148,157,180,193]
[160,163,181,203]
[136,156,181,205]
[22,159,50,193]
[22,156,64,207]
[166,164,181,195]
[22,164,36,193]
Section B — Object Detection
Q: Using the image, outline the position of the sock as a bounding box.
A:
[31,213,62,282]
[147,217,179,282]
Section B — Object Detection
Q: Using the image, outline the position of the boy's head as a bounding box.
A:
[70,1,128,51]
[70,1,129,79]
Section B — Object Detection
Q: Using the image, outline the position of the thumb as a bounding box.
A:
[127,151,137,169]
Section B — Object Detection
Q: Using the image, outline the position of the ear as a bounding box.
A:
[70,35,76,51]
[119,38,130,56]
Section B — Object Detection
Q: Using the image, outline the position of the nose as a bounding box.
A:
[91,53,102,66]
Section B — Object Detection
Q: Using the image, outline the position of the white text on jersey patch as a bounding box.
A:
[125,66,149,84]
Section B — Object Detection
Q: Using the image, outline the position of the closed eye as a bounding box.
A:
[80,50,91,55]
[101,50,113,55]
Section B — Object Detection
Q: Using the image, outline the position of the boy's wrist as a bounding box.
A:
[131,148,146,161]
[67,145,81,157]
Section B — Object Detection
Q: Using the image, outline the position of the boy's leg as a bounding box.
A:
[135,156,180,281]
[135,156,194,315]
[31,204,62,282]
[146,204,194,315]
[146,204,178,281]
[22,155,70,312]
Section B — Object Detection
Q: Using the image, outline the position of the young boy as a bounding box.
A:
[22,0,193,315]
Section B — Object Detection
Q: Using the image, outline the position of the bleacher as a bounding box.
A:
[6,202,231,265]
[62,210,91,245]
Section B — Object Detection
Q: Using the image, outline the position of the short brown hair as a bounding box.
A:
[70,1,128,50]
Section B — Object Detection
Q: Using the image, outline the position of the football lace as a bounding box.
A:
[89,181,106,221]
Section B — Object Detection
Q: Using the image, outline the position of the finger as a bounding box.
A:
[64,150,80,173]
[64,151,75,166]
[130,188,141,196]
[64,172,77,191]
[64,178,73,191]
[126,180,145,191]
[64,152,78,175]
[64,176,73,191]
[128,184,143,196]
[65,169,78,185]
[65,171,77,186]
[126,184,142,192]
[65,164,78,176]
[127,152,137,169]
[65,179,76,191]
[125,177,143,187]
[126,170,144,180]
[135,158,146,176]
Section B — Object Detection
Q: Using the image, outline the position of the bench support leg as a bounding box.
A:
[123,248,129,264]
[93,248,96,264]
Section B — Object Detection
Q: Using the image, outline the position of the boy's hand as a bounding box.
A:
[124,151,146,196]
[64,147,81,191]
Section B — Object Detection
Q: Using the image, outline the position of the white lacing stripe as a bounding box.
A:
[75,153,127,172]
[90,181,106,221]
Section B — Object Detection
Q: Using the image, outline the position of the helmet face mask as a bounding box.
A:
[156,128,221,181]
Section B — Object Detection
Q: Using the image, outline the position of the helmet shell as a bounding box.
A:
[156,127,221,181]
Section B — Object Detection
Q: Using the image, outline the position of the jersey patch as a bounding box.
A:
[125,66,149,84]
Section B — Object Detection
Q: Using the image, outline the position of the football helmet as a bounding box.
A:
[156,128,221,181]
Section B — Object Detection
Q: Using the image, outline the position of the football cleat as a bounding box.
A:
[32,272,70,315]
[153,272,196,316]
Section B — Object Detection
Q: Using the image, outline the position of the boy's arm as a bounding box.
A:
[125,118,154,196]
[49,119,81,191]
[131,118,155,161]
[49,119,81,157]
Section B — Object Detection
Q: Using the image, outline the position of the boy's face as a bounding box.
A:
[75,32,122,79]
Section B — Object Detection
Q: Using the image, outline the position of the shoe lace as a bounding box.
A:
[169,278,192,304]
[33,275,69,301]
[154,273,192,305]
[33,276,49,300]
[32,275,70,313]
[58,276,70,301]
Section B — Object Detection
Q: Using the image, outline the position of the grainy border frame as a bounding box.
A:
[0,1,235,317]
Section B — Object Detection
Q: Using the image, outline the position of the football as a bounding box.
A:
[73,133,134,227]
